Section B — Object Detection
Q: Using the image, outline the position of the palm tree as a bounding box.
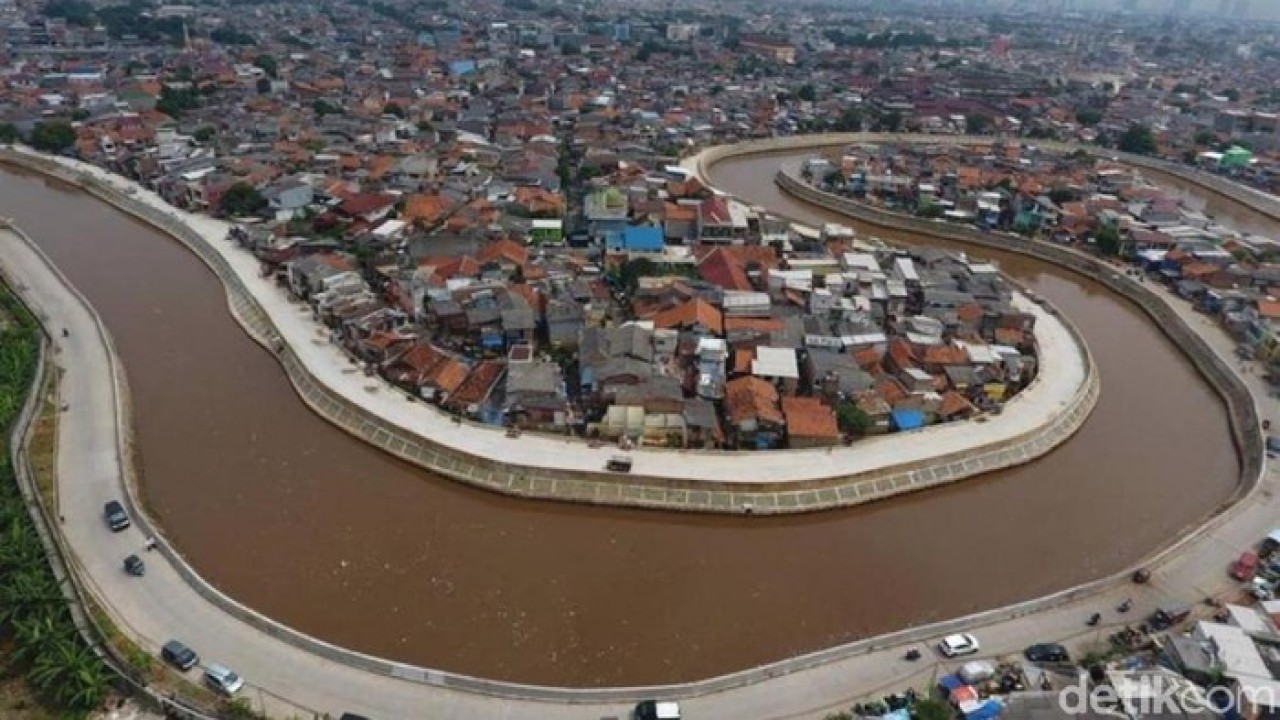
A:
[11,612,63,666]
[32,637,107,709]
[0,567,64,627]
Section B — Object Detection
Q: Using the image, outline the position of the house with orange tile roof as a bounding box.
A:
[781,397,840,448]
[403,193,456,227]
[697,246,754,292]
[476,237,528,272]
[653,299,723,336]
[723,376,784,449]
[937,391,977,422]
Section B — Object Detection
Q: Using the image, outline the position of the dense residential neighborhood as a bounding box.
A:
[4,0,1280,717]
[806,139,1280,375]
[245,214,1042,448]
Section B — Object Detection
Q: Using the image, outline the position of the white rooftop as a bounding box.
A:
[843,252,879,272]
[752,347,800,379]
[1195,621,1272,681]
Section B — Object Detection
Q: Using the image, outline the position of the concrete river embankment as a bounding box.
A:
[0,140,1245,687]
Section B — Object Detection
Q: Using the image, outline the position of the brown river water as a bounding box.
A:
[0,149,1258,686]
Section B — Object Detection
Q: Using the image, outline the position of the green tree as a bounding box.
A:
[878,110,904,132]
[1048,187,1075,204]
[313,98,340,116]
[155,85,199,119]
[0,122,19,144]
[614,257,658,293]
[28,122,76,153]
[41,0,94,26]
[1095,225,1122,256]
[798,84,817,102]
[1076,108,1103,126]
[915,697,954,720]
[636,40,659,62]
[834,106,864,132]
[210,27,254,44]
[1117,123,1157,155]
[253,53,278,79]
[965,113,993,135]
[836,402,870,435]
[1194,129,1216,146]
[255,77,272,94]
[194,126,217,142]
[219,182,267,217]
[383,102,406,118]
[30,636,107,709]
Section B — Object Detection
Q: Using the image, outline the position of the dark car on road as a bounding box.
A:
[161,640,199,671]
[103,500,130,531]
[339,714,372,720]
[1024,643,1070,663]
[635,700,681,719]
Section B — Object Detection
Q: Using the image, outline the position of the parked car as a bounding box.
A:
[634,700,681,720]
[338,714,371,720]
[1252,577,1276,601]
[1231,550,1260,581]
[203,663,244,696]
[1260,528,1280,557]
[161,640,199,671]
[1024,643,1070,663]
[938,633,980,657]
[103,500,130,531]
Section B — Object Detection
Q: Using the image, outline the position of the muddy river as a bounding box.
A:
[0,149,1250,686]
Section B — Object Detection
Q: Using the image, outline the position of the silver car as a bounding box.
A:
[203,663,244,696]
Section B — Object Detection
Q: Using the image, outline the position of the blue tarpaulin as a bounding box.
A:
[883,710,911,720]
[938,674,965,691]
[892,408,925,431]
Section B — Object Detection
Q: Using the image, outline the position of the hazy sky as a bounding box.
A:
[1083,0,1279,20]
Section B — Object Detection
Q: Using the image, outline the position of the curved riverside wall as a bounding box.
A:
[0,225,1179,707]
[0,147,1096,517]
[691,132,1280,220]
[708,136,1264,504]
[0,141,1251,706]
[774,174,1262,500]
[0,147,1105,704]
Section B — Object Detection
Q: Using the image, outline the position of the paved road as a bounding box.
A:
[3,200,1278,719]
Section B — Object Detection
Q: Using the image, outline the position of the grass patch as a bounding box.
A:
[27,369,59,513]
[0,284,109,716]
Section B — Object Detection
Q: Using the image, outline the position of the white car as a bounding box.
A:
[938,633,981,657]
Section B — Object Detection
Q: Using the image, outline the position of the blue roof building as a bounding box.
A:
[448,60,477,76]
[891,408,925,431]
[606,226,665,253]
